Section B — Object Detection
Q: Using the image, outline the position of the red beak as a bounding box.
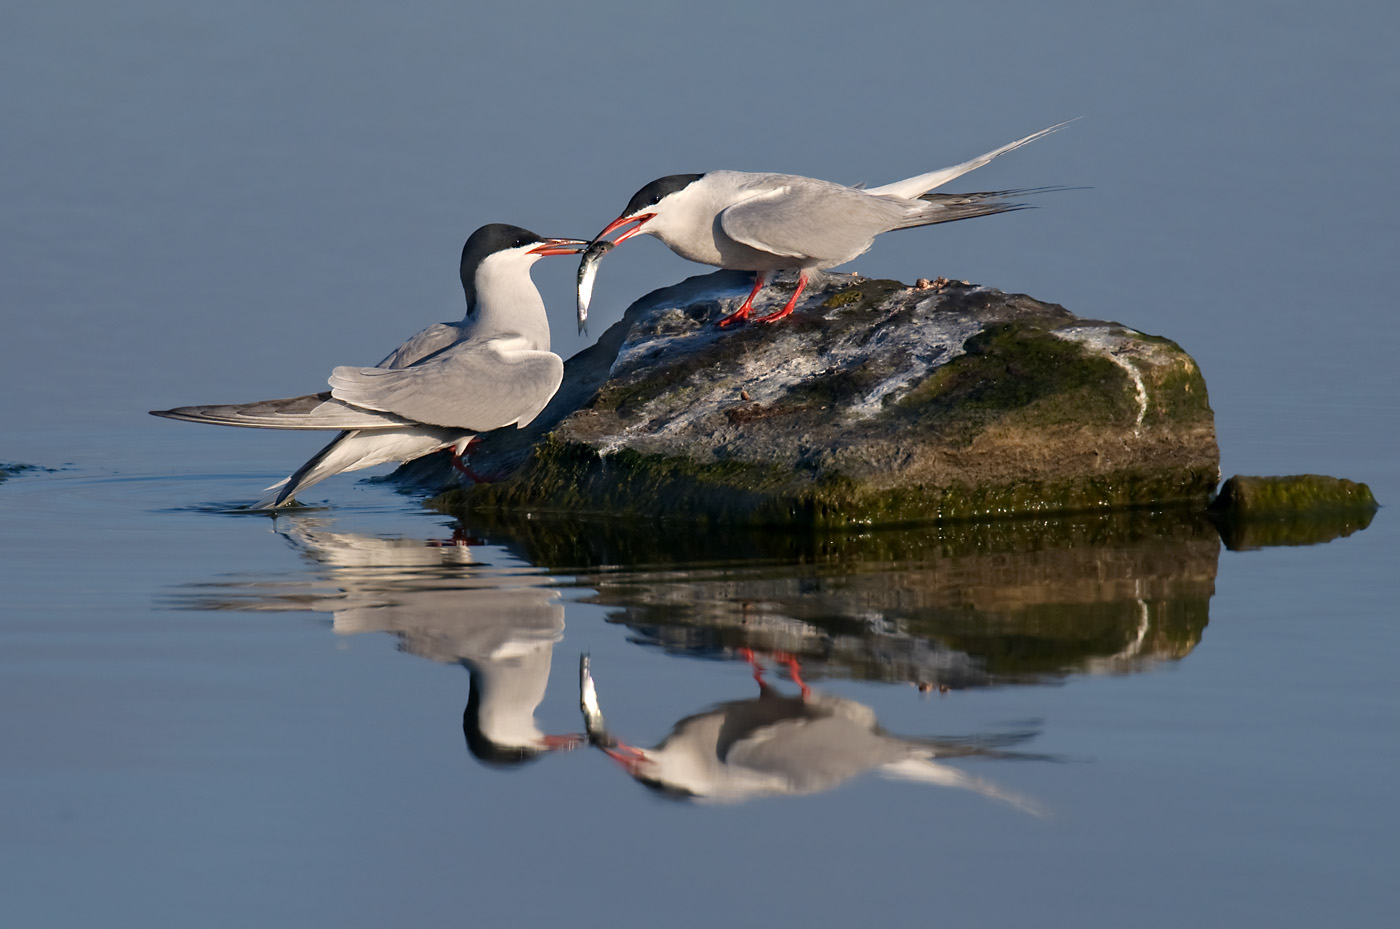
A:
[528,238,589,257]
[594,212,655,246]
[538,733,587,752]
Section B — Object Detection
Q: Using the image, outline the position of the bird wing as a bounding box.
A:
[375,322,465,369]
[150,393,418,430]
[328,339,563,431]
[718,181,906,264]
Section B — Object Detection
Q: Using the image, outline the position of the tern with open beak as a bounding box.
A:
[152,224,585,508]
[578,121,1071,330]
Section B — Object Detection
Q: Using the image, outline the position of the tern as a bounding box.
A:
[152,224,585,508]
[578,121,1070,329]
[581,651,1046,809]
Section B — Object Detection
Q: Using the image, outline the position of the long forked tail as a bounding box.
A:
[151,392,416,430]
[878,758,1048,817]
[892,186,1076,231]
[865,119,1076,201]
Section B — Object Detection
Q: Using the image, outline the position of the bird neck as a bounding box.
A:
[463,258,551,351]
[462,645,553,749]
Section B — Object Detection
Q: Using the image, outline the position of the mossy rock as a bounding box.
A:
[1208,474,1379,550]
[418,270,1221,527]
[452,507,1221,687]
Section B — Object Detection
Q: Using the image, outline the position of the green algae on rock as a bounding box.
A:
[423,270,1221,527]
[1208,474,1379,550]
[1210,474,1377,517]
[442,507,1221,687]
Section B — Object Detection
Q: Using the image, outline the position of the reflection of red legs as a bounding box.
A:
[447,527,485,546]
[754,272,809,324]
[773,650,811,700]
[717,272,768,327]
[739,647,767,686]
[738,647,810,700]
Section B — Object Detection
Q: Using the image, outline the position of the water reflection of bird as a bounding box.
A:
[581,122,1068,328]
[582,652,1045,810]
[186,522,585,765]
[151,224,584,508]
[282,524,587,765]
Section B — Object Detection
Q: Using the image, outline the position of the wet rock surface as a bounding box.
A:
[415,270,1221,526]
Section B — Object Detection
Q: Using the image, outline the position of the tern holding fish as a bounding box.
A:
[152,224,585,508]
[576,121,1072,331]
[578,651,1047,808]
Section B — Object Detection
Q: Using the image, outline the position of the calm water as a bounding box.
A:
[3,2,1399,927]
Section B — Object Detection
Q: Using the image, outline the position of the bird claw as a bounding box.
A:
[752,306,795,324]
[716,305,752,327]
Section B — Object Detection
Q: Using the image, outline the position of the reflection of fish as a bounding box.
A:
[579,654,609,743]
[580,652,1047,809]
[575,239,614,334]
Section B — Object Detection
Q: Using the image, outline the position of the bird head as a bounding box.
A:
[592,174,706,245]
[459,223,586,312]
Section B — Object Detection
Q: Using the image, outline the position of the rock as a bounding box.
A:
[453,508,1222,688]
[1208,474,1379,550]
[420,270,1220,527]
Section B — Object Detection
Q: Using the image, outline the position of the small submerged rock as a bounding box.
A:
[421,270,1221,526]
[1208,474,1379,550]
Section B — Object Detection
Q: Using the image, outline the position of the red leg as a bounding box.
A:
[773,650,811,700]
[449,437,480,474]
[450,438,497,483]
[755,272,808,323]
[717,272,768,327]
[738,647,767,685]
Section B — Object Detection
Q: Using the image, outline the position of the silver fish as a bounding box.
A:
[579,653,611,745]
[575,239,614,335]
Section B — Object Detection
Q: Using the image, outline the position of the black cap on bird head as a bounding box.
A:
[462,677,544,768]
[460,222,577,315]
[459,223,545,285]
[622,174,705,218]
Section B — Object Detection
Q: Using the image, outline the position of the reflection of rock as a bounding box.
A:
[469,509,1220,688]
[177,522,581,765]
[584,654,1043,809]
[422,271,1219,526]
[1208,474,1379,551]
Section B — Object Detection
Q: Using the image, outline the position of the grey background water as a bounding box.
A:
[2,2,1397,926]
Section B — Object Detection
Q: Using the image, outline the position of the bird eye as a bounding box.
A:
[514,237,528,247]
[649,194,661,205]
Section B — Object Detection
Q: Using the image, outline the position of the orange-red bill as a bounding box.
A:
[528,237,588,256]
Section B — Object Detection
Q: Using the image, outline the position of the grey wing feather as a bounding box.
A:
[328,340,563,431]
[150,392,418,429]
[892,190,1034,231]
[375,322,464,369]
[719,183,907,264]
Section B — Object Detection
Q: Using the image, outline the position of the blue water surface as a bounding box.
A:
[2,3,1398,927]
